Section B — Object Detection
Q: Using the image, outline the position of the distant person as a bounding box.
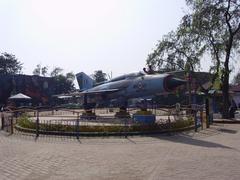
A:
[143,65,155,74]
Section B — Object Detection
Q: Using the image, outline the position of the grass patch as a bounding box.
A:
[17,114,36,129]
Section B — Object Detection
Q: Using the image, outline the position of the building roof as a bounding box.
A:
[9,93,31,100]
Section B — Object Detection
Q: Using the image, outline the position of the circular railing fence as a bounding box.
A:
[1,105,203,137]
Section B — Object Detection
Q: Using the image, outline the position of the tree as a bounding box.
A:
[66,72,75,82]
[50,67,63,77]
[147,18,206,105]
[147,0,240,118]
[0,52,22,74]
[33,64,48,76]
[147,29,204,72]
[93,70,107,83]
[32,65,75,93]
[50,68,75,93]
[33,64,41,76]
[53,74,75,94]
[41,66,48,77]
[186,0,240,118]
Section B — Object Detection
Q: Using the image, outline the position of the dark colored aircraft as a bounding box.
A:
[76,71,186,109]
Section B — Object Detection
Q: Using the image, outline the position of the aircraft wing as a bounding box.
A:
[80,88,120,95]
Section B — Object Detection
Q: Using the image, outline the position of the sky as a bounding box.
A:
[0,0,187,76]
[0,0,239,83]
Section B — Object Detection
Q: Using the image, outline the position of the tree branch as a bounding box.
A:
[207,32,221,90]
[225,0,233,34]
[233,22,240,35]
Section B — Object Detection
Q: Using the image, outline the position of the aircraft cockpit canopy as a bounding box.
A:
[109,72,144,82]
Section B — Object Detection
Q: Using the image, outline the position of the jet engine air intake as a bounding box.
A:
[164,75,186,91]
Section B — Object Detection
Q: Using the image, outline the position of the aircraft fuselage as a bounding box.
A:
[79,71,186,108]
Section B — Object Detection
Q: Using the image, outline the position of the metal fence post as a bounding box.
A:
[36,110,39,138]
[194,111,198,132]
[76,113,80,139]
[10,116,14,134]
[205,98,210,128]
[124,118,127,138]
[200,109,203,130]
[1,113,4,130]
[168,109,171,130]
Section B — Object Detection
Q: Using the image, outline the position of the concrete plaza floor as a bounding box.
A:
[1,123,240,180]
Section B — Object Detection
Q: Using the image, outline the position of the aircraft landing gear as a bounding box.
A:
[114,106,131,118]
[81,94,97,119]
[136,99,153,115]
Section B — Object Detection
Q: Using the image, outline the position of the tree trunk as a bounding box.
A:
[222,70,230,119]
[221,36,233,119]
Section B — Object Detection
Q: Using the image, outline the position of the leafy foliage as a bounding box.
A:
[66,72,75,82]
[50,69,75,93]
[17,114,36,129]
[41,66,48,77]
[17,114,193,133]
[32,64,41,75]
[147,29,205,72]
[188,0,240,118]
[93,70,107,83]
[33,64,49,76]
[53,74,75,94]
[33,66,76,93]
[50,67,63,77]
[0,52,22,74]
[147,0,240,118]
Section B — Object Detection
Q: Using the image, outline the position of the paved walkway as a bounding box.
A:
[1,123,240,180]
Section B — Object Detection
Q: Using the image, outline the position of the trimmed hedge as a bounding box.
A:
[16,114,194,134]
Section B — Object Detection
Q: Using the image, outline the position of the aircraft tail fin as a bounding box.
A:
[76,72,95,91]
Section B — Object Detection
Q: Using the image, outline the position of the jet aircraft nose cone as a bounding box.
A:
[165,77,186,91]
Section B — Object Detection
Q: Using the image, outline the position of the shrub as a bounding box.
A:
[170,117,194,129]
[17,114,36,129]
[16,116,194,133]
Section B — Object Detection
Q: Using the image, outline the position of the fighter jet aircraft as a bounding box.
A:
[76,71,186,109]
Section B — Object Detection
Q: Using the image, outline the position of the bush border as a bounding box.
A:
[15,124,195,137]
